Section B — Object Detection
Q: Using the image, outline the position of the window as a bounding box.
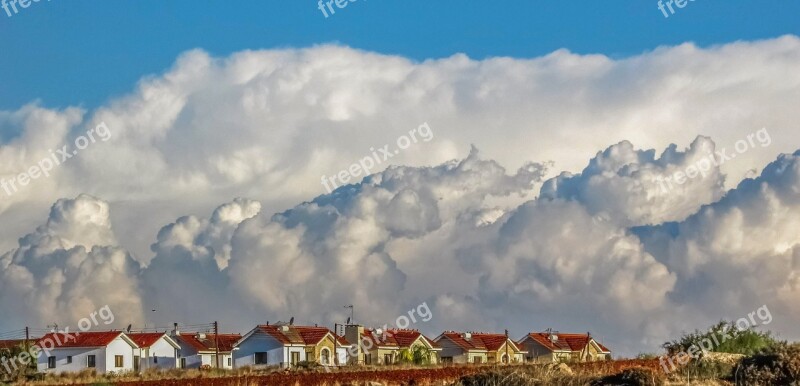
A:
[364,354,372,365]
[87,355,96,368]
[441,357,453,364]
[153,355,158,364]
[180,358,186,369]
[66,356,72,364]
[384,354,393,365]
[254,352,268,365]
[321,348,330,365]
[227,357,232,367]
[47,356,56,369]
[115,355,124,368]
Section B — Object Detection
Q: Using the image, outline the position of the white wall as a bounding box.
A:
[233,332,285,368]
[37,347,106,374]
[103,337,136,374]
[436,338,469,364]
[137,338,178,370]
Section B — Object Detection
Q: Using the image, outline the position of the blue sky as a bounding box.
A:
[1,0,798,110]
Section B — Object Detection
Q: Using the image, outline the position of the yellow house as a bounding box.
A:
[517,331,611,363]
[233,324,352,368]
[435,331,526,364]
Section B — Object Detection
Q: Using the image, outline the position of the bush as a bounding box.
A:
[590,367,665,386]
[457,369,533,386]
[663,321,779,356]
[736,342,800,385]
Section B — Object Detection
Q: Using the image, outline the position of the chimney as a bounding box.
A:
[344,324,365,365]
[172,323,179,337]
[463,332,472,340]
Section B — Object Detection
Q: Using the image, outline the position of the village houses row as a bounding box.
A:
[0,323,611,375]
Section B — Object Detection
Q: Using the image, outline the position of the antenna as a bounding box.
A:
[344,305,354,324]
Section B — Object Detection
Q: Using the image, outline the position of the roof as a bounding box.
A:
[253,325,346,346]
[437,332,522,352]
[176,332,241,353]
[385,329,440,349]
[361,328,399,348]
[35,331,136,349]
[521,332,611,353]
[127,332,180,349]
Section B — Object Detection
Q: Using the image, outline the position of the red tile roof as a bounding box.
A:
[255,325,341,346]
[35,331,130,349]
[438,332,521,352]
[127,333,169,348]
[176,333,241,353]
[386,329,440,349]
[361,328,399,348]
[522,332,611,353]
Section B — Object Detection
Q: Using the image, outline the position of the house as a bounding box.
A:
[517,331,611,363]
[233,324,352,368]
[34,331,138,374]
[127,333,181,371]
[435,331,526,364]
[386,329,442,365]
[173,331,241,369]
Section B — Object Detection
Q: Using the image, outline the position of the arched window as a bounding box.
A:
[321,348,331,365]
[501,354,510,363]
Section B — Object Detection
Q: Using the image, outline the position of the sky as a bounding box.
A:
[1,1,800,357]
[1,1,799,110]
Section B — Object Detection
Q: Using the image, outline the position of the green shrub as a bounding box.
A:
[736,342,800,385]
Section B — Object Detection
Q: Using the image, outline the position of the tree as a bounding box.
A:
[398,345,432,365]
[0,343,36,381]
[662,321,779,356]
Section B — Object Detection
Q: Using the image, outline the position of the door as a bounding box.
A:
[134,355,140,372]
[291,351,300,366]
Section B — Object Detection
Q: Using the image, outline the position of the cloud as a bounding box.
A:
[0,195,142,328]
[1,38,799,354]
[541,136,726,226]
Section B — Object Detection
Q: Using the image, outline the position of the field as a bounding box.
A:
[10,359,682,386]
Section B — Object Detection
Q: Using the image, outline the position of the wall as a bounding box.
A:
[233,331,285,368]
[36,347,106,374]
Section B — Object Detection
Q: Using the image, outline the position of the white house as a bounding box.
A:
[233,324,352,368]
[35,331,138,374]
[173,331,241,369]
[127,332,181,371]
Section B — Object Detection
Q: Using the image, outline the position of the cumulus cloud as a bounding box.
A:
[1,38,799,355]
[0,195,142,328]
[541,136,726,226]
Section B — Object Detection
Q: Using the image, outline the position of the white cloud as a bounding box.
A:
[1,37,799,354]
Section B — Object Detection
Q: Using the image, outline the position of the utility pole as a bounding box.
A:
[214,321,220,369]
[505,329,510,365]
[24,326,30,353]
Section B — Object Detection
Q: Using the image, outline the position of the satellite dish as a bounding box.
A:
[289,317,295,325]
[126,324,132,333]
[346,317,351,324]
